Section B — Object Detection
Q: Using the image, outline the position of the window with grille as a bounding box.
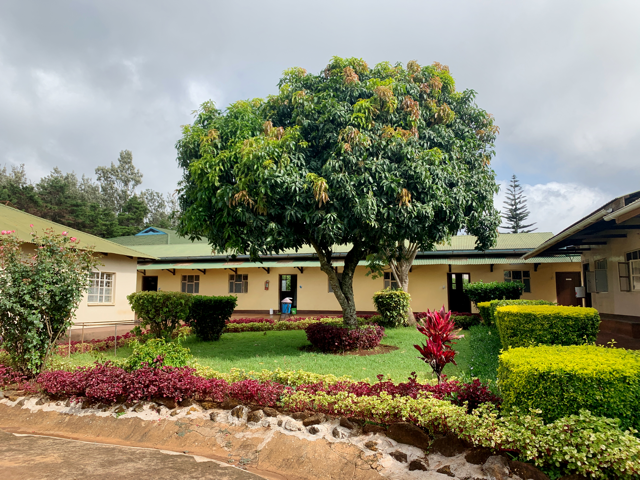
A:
[383,272,399,289]
[181,275,200,294]
[328,273,343,293]
[504,270,531,293]
[88,272,114,303]
[229,274,248,294]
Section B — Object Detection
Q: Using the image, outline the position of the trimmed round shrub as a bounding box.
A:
[463,280,524,305]
[477,299,555,326]
[373,288,411,327]
[188,295,237,341]
[127,291,193,340]
[499,345,640,431]
[495,305,600,348]
[304,323,385,353]
[124,338,193,371]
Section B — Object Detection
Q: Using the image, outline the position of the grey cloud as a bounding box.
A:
[0,0,638,200]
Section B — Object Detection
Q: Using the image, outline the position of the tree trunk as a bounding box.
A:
[389,242,419,326]
[311,240,363,328]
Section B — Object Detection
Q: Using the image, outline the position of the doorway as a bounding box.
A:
[582,264,592,308]
[447,273,471,313]
[279,274,297,309]
[142,276,158,291]
[555,272,582,306]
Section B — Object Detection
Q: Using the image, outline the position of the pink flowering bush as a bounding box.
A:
[0,227,100,374]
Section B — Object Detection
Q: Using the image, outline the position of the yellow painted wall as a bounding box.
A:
[74,254,138,325]
[138,261,581,314]
[582,230,640,316]
[17,245,139,326]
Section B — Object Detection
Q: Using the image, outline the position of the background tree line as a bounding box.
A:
[0,150,177,238]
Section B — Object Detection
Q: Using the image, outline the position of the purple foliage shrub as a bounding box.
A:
[305,323,385,353]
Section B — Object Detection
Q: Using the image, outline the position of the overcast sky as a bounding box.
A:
[1,0,638,234]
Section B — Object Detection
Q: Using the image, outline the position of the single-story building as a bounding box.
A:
[524,190,640,338]
[0,204,154,326]
[110,228,582,314]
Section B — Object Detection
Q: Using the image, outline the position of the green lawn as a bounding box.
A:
[63,325,501,385]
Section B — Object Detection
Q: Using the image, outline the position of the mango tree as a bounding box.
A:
[175,57,500,327]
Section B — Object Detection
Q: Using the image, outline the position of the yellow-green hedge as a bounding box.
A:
[495,305,600,347]
[477,299,555,326]
[499,345,640,431]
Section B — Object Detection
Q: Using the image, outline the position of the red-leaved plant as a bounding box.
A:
[414,306,462,383]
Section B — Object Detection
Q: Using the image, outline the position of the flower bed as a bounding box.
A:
[2,361,639,478]
[224,316,372,333]
[55,332,138,356]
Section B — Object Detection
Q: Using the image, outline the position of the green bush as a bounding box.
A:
[477,299,555,326]
[127,291,193,340]
[451,314,481,329]
[495,305,600,348]
[123,338,193,370]
[372,288,411,327]
[499,345,640,431]
[0,228,100,374]
[463,280,524,305]
[188,295,237,341]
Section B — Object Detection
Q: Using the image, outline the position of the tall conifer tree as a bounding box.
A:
[501,175,536,233]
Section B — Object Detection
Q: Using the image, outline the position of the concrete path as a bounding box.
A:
[0,429,265,480]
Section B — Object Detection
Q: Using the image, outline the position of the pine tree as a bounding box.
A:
[501,175,536,233]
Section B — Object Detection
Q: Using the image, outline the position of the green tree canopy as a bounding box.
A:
[176,58,500,326]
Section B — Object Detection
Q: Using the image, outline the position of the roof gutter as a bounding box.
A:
[522,209,609,260]
[603,198,640,222]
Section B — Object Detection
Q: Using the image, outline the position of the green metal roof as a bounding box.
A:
[0,204,156,258]
[117,230,555,262]
[433,232,554,251]
[108,228,209,246]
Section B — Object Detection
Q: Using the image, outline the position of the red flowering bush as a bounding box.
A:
[414,306,461,383]
[0,363,28,388]
[305,323,385,353]
[227,317,276,325]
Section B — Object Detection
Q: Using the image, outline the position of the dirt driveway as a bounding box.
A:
[0,429,265,480]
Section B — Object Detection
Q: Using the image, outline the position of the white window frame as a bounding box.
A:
[383,271,399,289]
[504,270,531,293]
[181,274,200,294]
[625,250,640,292]
[88,272,115,305]
[229,274,248,294]
[631,260,640,292]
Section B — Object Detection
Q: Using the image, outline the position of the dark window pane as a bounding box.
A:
[187,283,194,293]
[524,278,531,293]
[513,271,522,280]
